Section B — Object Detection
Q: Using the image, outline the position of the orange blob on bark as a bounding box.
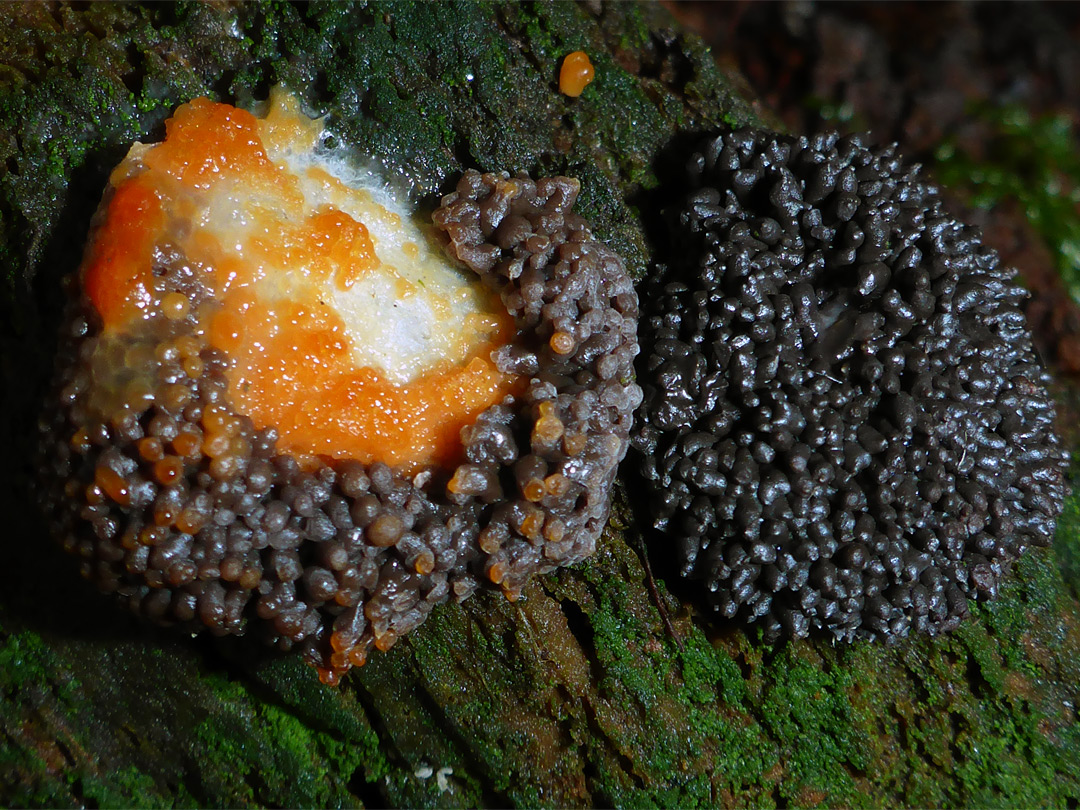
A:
[559,50,595,97]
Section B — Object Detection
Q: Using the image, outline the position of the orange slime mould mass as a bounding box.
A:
[559,50,595,97]
[81,89,520,472]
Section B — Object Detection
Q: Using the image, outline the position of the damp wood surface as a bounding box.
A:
[1,2,1078,808]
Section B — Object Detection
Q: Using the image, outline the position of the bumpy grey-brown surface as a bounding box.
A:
[634,129,1067,641]
[433,171,642,591]
[37,170,639,683]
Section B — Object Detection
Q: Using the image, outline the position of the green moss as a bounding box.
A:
[609,3,653,58]
[353,604,510,808]
[1060,502,1080,590]
[0,617,386,807]
[758,647,871,807]
[1055,478,1080,597]
[0,624,185,808]
[933,104,1080,306]
[175,667,377,807]
[949,697,1077,808]
[0,626,80,704]
[561,542,777,807]
[0,733,76,808]
[923,546,1080,807]
[78,767,175,810]
[679,631,748,705]
[590,535,1080,807]
[578,58,673,186]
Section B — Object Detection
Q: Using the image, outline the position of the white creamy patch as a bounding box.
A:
[267,121,499,385]
[194,88,504,386]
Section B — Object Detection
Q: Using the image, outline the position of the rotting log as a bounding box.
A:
[1,3,1078,807]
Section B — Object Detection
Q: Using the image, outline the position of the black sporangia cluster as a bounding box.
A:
[634,129,1067,641]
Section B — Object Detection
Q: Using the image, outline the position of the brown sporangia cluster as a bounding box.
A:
[38,170,640,684]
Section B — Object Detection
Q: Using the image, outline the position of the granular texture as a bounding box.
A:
[635,129,1067,641]
[39,153,639,683]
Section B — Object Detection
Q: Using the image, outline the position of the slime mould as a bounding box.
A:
[37,89,641,685]
[634,129,1068,642]
[559,51,595,98]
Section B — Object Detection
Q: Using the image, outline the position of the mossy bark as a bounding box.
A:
[1,3,1078,807]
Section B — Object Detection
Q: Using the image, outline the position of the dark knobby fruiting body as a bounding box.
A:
[635,129,1067,642]
[37,92,639,684]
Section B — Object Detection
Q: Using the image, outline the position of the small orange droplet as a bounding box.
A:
[329,651,350,670]
[559,51,594,97]
[120,528,140,551]
[138,437,164,462]
[162,383,193,411]
[238,567,262,589]
[153,456,184,485]
[154,502,179,527]
[544,473,571,497]
[176,507,207,535]
[161,291,190,321]
[201,404,230,433]
[533,414,564,444]
[70,428,91,454]
[330,632,353,654]
[520,511,544,541]
[95,466,131,507]
[139,526,166,547]
[183,356,204,379]
[550,330,575,355]
[414,551,435,575]
[563,433,587,456]
[374,630,398,652]
[478,527,503,554]
[523,478,545,502]
[172,430,202,458]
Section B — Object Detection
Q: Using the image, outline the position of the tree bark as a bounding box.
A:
[1,2,1078,807]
